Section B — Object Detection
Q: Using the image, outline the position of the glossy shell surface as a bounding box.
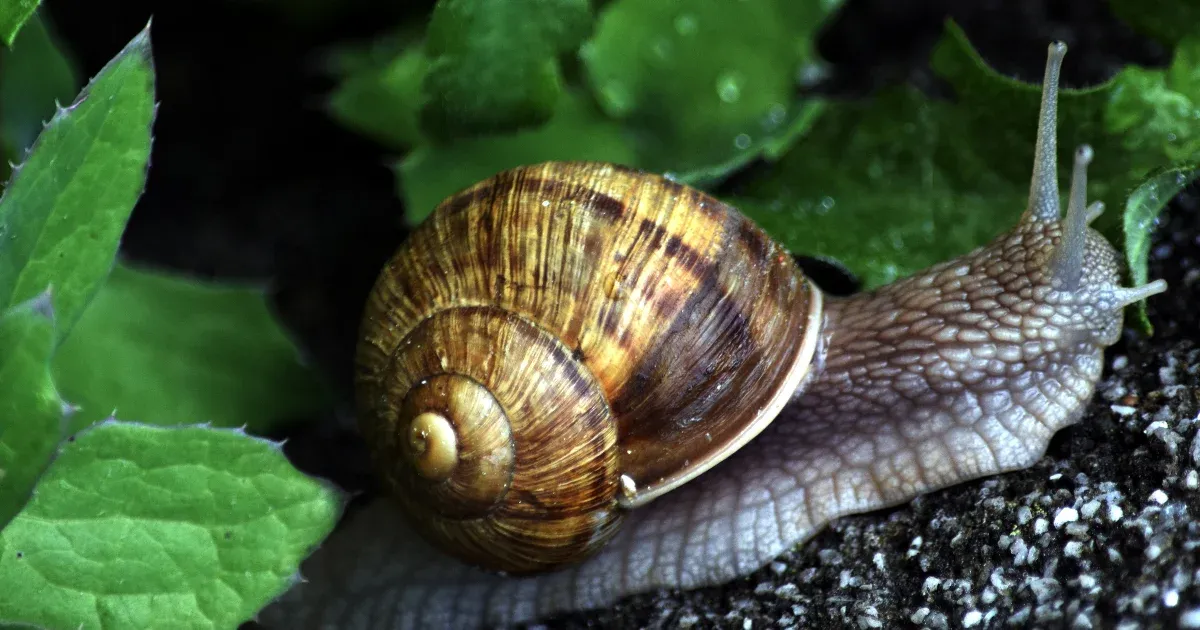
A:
[356,161,822,570]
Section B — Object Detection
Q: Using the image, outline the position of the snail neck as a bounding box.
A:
[786,224,1127,502]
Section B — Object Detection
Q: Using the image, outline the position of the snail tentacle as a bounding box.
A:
[1025,41,1066,223]
[1050,144,1093,290]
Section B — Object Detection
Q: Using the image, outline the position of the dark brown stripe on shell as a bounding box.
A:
[609,267,753,417]
[737,216,773,265]
[517,175,627,223]
[610,209,755,417]
[556,351,606,401]
[439,182,495,219]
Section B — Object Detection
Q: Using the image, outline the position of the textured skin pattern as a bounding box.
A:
[259,215,1132,629]
[785,219,1123,508]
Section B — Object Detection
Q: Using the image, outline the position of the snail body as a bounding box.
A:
[265,43,1168,629]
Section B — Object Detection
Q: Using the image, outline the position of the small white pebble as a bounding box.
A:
[923,577,942,594]
[1080,500,1102,519]
[1065,522,1090,537]
[963,610,983,627]
[1179,607,1200,628]
[1010,537,1029,565]
[1186,470,1199,490]
[1054,508,1079,528]
[1161,363,1179,386]
[1025,576,1061,603]
[1111,355,1129,370]
[907,536,923,559]
[775,583,799,599]
[1049,473,1063,481]
[856,609,883,629]
[990,569,1011,592]
[1145,420,1170,434]
[1150,490,1169,505]
[839,570,859,588]
[1111,405,1137,416]
[1035,518,1049,535]
[1166,590,1180,607]
[1064,541,1084,557]
[925,611,950,630]
[873,552,886,571]
[1108,504,1124,522]
[1079,574,1097,590]
[743,619,752,630]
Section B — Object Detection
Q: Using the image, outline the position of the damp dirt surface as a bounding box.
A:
[45,0,1200,628]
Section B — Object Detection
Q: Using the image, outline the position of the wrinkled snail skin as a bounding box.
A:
[259,43,1168,629]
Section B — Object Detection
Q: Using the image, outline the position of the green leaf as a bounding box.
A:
[1123,163,1199,330]
[0,291,65,530]
[0,420,344,629]
[580,0,843,183]
[0,13,79,174]
[733,21,1197,291]
[52,263,332,434]
[730,87,1012,289]
[1106,36,1200,163]
[930,22,1199,237]
[327,40,429,150]
[419,0,593,140]
[1110,0,1200,45]
[0,22,155,345]
[0,0,38,46]
[399,89,636,221]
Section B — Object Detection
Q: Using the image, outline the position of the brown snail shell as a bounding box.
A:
[355,163,823,573]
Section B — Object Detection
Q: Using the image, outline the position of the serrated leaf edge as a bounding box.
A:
[0,19,156,203]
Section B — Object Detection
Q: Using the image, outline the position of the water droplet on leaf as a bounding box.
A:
[762,103,787,131]
[674,13,698,36]
[650,37,673,64]
[601,81,634,116]
[716,72,742,103]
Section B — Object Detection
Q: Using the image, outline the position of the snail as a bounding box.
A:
[262,42,1167,629]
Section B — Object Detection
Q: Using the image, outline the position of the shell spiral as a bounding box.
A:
[355,162,823,574]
